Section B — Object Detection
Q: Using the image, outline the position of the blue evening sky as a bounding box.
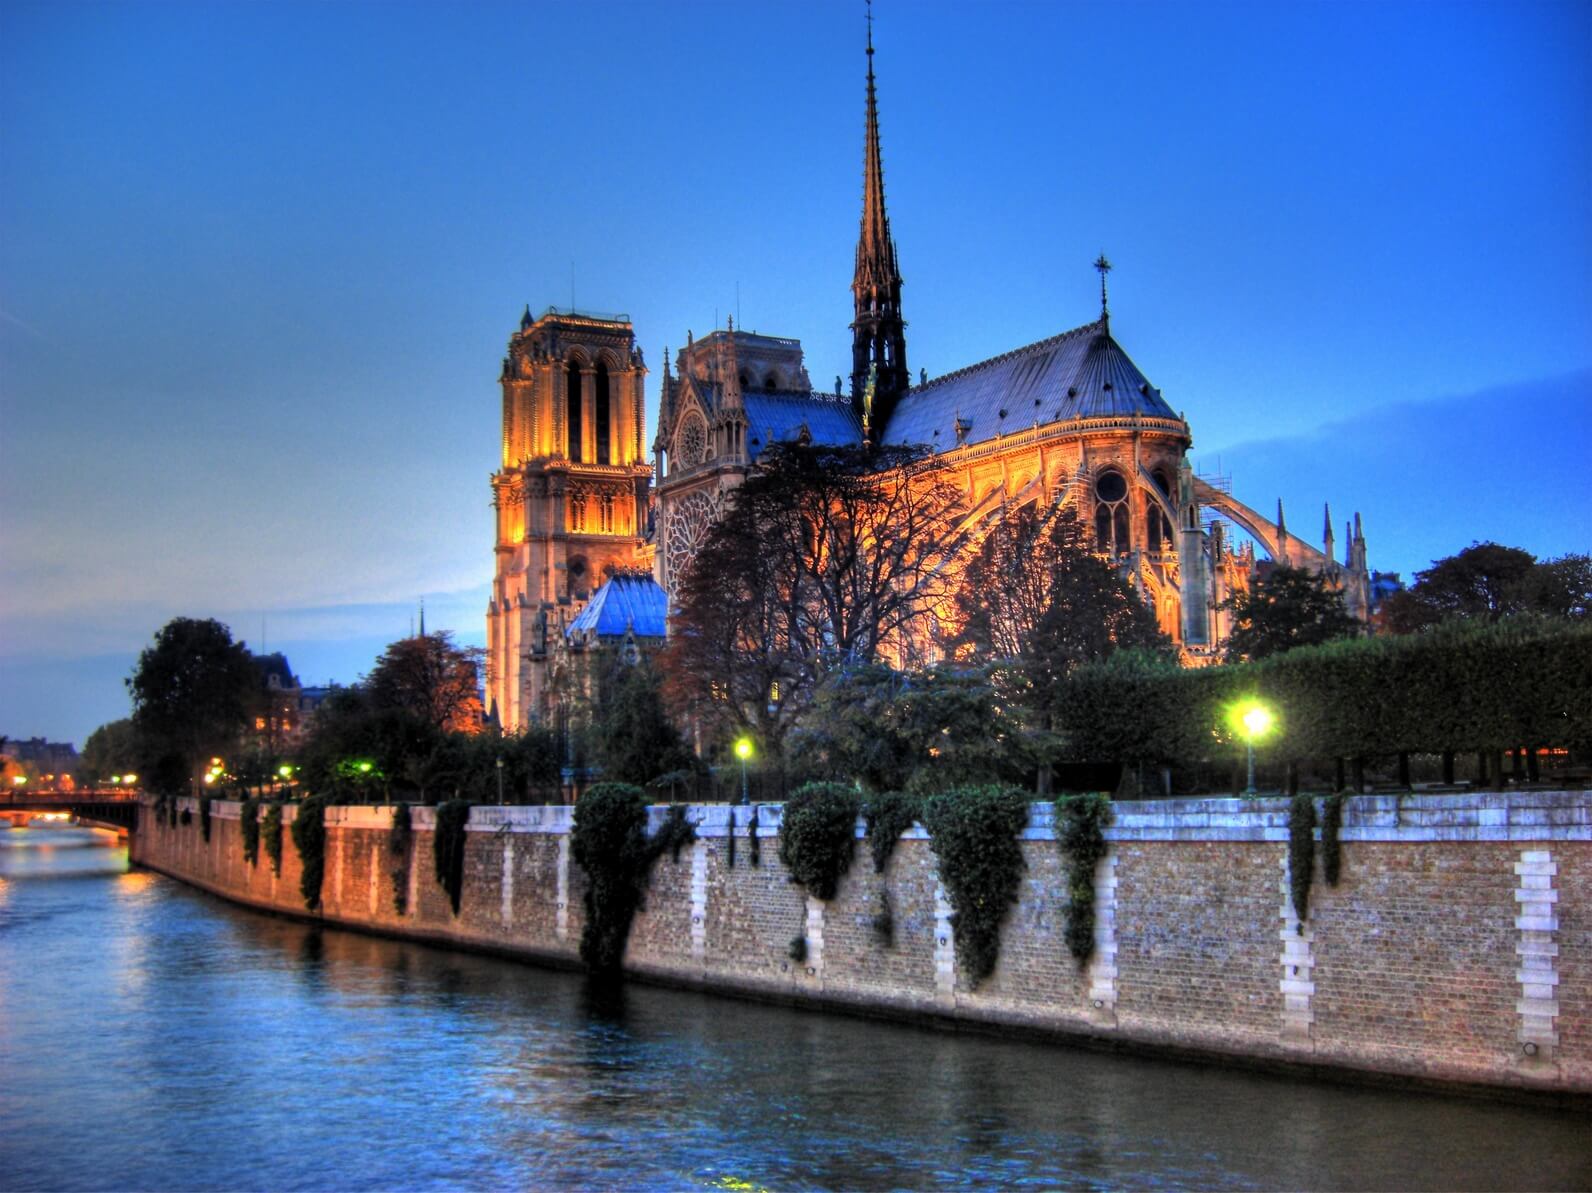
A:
[2,0,1588,746]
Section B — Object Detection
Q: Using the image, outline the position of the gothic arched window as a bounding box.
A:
[594,362,612,465]
[1094,468,1130,555]
[566,361,584,462]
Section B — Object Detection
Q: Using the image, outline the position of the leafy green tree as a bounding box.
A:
[1378,542,1587,633]
[793,663,1014,793]
[127,618,258,794]
[366,631,486,733]
[1222,565,1360,662]
[589,658,695,786]
[79,718,139,786]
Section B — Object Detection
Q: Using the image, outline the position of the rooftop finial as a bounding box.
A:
[866,0,874,62]
[1094,253,1112,330]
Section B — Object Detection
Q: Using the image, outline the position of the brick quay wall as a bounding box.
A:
[130,791,1590,1098]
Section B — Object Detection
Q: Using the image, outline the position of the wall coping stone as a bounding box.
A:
[150,790,1591,844]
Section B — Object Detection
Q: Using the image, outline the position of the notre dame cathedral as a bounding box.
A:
[485,21,1371,732]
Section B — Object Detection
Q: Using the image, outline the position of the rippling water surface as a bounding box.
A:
[0,825,1586,1191]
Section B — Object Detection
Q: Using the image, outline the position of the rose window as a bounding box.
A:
[676,414,708,467]
[665,490,718,587]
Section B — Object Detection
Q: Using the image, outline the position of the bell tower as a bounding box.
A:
[486,306,651,730]
[849,7,909,441]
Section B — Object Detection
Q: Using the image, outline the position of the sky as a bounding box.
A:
[2,0,1589,748]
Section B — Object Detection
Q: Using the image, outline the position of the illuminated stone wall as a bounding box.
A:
[131,792,1590,1097]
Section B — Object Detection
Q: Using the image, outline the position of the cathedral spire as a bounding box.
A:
[1094,253,1112,332]
[851,0,909,440]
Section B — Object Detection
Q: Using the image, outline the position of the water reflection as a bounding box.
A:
[0,826,1587,1192]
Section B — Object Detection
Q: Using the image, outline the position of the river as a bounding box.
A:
[0,824,1586,1191]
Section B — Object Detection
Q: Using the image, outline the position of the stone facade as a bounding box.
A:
[485,308,653,731]
[131,791,1590,1097]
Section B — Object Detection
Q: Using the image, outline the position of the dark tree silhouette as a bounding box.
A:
[1222,565,1360,661]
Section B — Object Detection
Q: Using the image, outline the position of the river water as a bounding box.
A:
[0,825,1586,1192]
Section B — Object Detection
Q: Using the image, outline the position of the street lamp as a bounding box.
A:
[1229,700,1276,795]
[733,737,754,805]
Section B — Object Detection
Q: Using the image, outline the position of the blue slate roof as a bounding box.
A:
[743,391,863,462]
[879,320,1178,450]
[566,573,668,639]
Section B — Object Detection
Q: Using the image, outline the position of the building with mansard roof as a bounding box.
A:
[488,19,1370,732]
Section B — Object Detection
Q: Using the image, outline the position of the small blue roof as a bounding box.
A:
[743,391,862,462]
[567,573,668,639]
[879,319,1179,450]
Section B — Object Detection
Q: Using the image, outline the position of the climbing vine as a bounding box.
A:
[433,799,472,915]
[1288,793,1317,931]
[290,794,330,912]
[777,782,861,901]
[241,796,261,866]
[863,792,923,874]
[656,804,696,863]
[389,802,412,915]
[725,806,737,869]
[1321,792,1345,887]
[1055,792,1112,964]
[570,783,697,974]
[262,803,284,876]
[199,794,213,843]
[179,806,192,826]
[748,805,761,867]
[923,787,1031,986]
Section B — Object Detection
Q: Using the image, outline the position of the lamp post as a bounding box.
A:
[495,756,505,805]
[733,737,754,805]
[1233,701,1276,796]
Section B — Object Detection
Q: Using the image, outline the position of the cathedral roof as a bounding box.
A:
[743,391,862,461]
[877,320,1180,450]
[566,572,668,639]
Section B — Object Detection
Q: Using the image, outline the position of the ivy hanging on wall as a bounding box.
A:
[1320,792,1345,887]
[433,799,472,915]
[863,792,923,874]
[241,797,261,866]
[262,803,284,876]
[923,787,1031,986]
[199,794,213,843]
[872,888,894,949]
[389,803,413,915]
[656,804,696,863]
[748,805,761,868]
[777,783,861,901]
[1055,792,1112,964]
[725,806,737,869]
[570,783,698,974]
[179,806,192,826]
[1288,794,1317,931]
[290,794,330,912]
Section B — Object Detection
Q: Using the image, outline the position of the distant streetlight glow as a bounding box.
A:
[1227,699,1277,796]
[733,736,753,805]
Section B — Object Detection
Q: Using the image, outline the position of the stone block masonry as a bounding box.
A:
[130,791,1591,1098]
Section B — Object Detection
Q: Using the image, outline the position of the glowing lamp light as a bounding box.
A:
[278,765,294,778]
[111,775,123,785]
[1241,704,1274,742]
[1226,699,1278,795]
[124,773,137,783]
[11,775,26,786]
[734,737,754,761]
[203,772,216,784]
[357,761,374,774]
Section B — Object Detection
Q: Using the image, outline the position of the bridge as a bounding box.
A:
[0,791,139,833]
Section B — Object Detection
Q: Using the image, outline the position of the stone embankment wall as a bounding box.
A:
[131,792,1590,1097]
